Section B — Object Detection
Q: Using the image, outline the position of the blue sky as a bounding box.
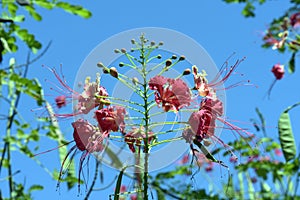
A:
[2,0,300,199]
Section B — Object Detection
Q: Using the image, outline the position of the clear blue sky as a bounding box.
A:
[1,0,300,199]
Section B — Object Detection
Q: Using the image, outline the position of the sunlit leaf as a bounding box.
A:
[28,184,43,192]
[56,2,92,18]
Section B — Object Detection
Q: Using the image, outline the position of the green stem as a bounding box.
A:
[148,121,188,128]
[140,35,149,200]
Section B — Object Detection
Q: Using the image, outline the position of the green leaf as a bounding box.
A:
[288,52,296,74]
[155,187,166,200]
[56,2,92,19]
[246,173,255,200]
[255,107,266,136]
[238,172,244,200]
[278,102,300,162]
[8,3,18,17]
[13,15,25,22]
[193,139,228,168]
[25,6,42,21]
[242,2,255,17]
[34,0,54,9]
[28,184,44,192]
[114,169,124,200]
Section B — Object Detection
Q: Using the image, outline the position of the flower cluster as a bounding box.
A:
[38,35,252,196]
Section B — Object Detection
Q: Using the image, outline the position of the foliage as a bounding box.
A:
[0,1,91,199]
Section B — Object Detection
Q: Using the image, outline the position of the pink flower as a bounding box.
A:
[179,154,190,164]
[72,119,105,152]
[229,155,238,163]
[182,128,195,144]
[95,106,126,134]
[205,162,214,172]
[192,59,244,98]
[200,98,223,116]
[149,75,192,112]
[271,64,284,80]
[274,148,282,156]
[290,12,300,27]
[44,66,109,117]
[263,31,287,50]
[55,95,66,108]
[58,119,108,193]
[188,109,215,141]
[76,79,110,114]
[130,195,137,200]
[124,127,154,153]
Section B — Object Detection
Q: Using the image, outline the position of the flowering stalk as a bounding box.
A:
[37,33,253,199]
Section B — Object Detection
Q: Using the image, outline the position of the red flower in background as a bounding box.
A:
[95,106,126,134]
[55,95,67,108]
[271,64,284,80]
[290,12,300,27]
[149,75,192,112]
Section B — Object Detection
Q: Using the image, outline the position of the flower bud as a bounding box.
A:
[203,139,212,146]
[165,59,172,67]
[158,41,164,46]
[103,68,109,74]
[157,54,162,59]
[271,64,284,80]
[179,55,186,61]
[119,62,124,67]
[109,67,118,78]
[114,49,120,53]
[131,39,136,44]
[182,68,191,76]
[97,62,105,68]
[121,48,126,53]
[171,55,177,60]
[132,77,139,85]
[150,41,155,46]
